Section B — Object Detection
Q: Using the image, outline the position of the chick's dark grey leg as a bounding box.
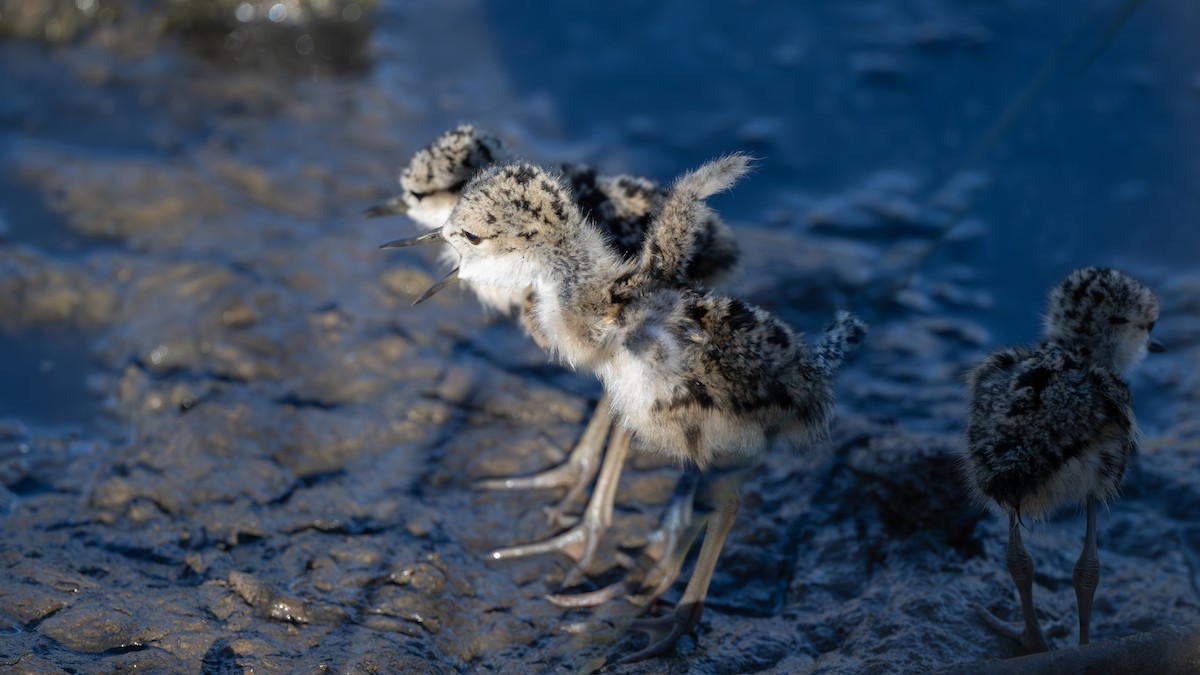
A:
[620,487,739,664]
[488,425,632,582]
[476,395,612,527]
[974,513,1050,653]
[1074,493,1100,645]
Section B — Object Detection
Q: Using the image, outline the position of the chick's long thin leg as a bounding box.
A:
[625,467,703,607]
[547,466,703,609]
[973,513,1050,653]
[489,425,632,582]
[620,487,739,664]
[477,395,612,527]
[1074,493,1100,645]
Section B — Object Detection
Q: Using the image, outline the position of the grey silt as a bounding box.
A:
[961,267,1163,653]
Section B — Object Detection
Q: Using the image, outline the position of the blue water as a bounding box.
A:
[1,0,1197,426]
[378,0,1199,344]
[0,331,102,429]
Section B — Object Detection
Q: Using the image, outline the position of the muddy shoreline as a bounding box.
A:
[1,1,1198,672]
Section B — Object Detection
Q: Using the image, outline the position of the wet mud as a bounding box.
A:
[1,1,1198,673]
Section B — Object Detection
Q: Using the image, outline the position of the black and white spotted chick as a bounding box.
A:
[396,154,867,662]
[375,126,740,581]
[962,267,1164,653]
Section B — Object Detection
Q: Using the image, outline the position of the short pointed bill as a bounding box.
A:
[363,196,409,218]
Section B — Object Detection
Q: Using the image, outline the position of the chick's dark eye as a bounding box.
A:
[462,231,482,245]
[1147,320,1156,332]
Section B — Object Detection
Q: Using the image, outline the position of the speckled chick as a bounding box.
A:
[428,155,866,662]
[365,124,504,227]
[443,155,865,467]
[963,267,1160,520]
[375,126,745,582]
[962,266,1162,653]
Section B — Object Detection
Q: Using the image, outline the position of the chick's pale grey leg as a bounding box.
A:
[547,465,702,609]
[974,513,1050,653]
[488,424,631,583]
[476,395,612,527]
[626,467,702,606]
[620,487,739,664]
[1073,493,1100,645]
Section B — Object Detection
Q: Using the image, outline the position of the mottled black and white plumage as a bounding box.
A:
[965,346,1134,520]
[373,125,740,315]
[444,156,866,467]
[560,163,740,285]
[365,124,504,225]
[963,267,1160,520]
[962,267,1162,653]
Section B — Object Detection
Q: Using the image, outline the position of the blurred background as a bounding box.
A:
[0,1,1196,672]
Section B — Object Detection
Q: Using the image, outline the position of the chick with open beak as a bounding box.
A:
[379,230,459,305]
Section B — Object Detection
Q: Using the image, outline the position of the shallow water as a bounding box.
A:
[0,331,103,429]
[0,1,1198,672]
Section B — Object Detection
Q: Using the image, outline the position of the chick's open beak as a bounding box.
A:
[379,229,445,249]
[1149,337,1166,353]
[412,267,459,306]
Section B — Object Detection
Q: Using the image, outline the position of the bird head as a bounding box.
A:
[1043,267,1163,373]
